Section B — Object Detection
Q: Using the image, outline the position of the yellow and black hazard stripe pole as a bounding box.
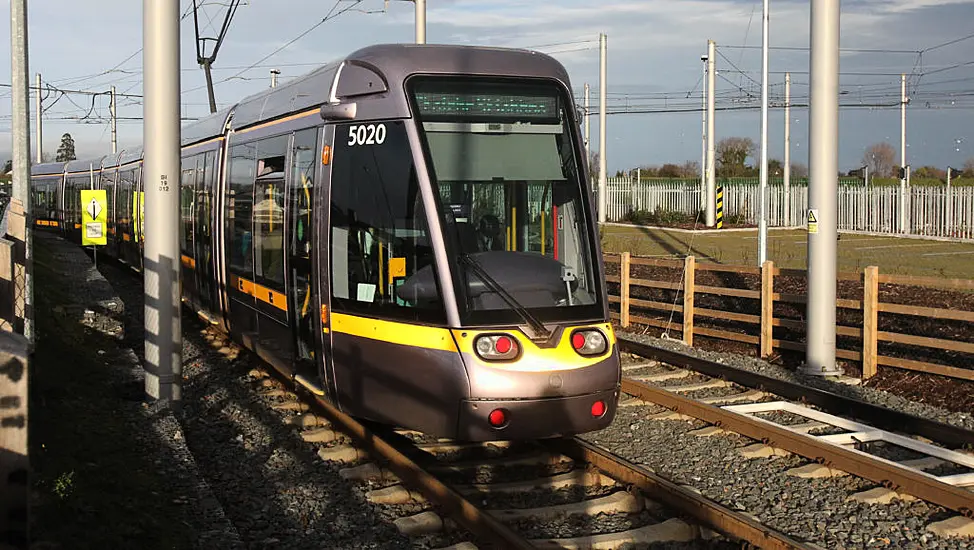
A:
[716,185,724,229]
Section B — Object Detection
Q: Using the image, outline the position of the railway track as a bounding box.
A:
[616,336,974,526]
[206,326,818,550]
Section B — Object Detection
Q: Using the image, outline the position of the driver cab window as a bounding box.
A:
[329,120,445,323]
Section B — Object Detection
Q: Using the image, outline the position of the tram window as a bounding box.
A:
[228,142,256,275]
[103,170,116,228]
[290,129,317,260]
[330,120,444,323]
[253,135,288,288]
[180,157,197,255]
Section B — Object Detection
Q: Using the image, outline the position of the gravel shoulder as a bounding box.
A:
[29,232,239,549]
[30,232,416,549]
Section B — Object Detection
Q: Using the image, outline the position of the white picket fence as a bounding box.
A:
[601,178,974,240]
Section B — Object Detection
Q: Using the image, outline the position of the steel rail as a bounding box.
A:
[298,389,535,550]
[545,438,817,550]
[621,377,974,517]
[619,336,974,449]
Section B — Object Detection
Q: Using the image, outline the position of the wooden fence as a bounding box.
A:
[605,252,974,382]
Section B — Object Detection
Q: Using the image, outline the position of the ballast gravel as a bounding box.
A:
[620,331,974,432]
[584,331,974,549]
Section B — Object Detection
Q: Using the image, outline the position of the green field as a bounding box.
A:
[601,225,974,279]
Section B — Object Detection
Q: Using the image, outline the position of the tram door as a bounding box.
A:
[194,150,217,313]
[287,127,324,382]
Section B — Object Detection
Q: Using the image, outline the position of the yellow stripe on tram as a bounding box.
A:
[229,273,288,312]
[330,312,458,353]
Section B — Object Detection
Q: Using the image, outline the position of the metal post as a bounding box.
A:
[143,0,182,408]
[10,0,33,344]
[757,0,769,265]
[784,72,791,226]
[706,40,716,227]
[598,32,607,224]
[803,0,841,376]
[900,73,907,233]
[701,54,708,212]
[414,0,426,44]
[584,83,590,165]
[946,166,953,237]
[110,85,118,154]
[270,69,279,88]
[202,58,217,114]
[35,73,42,164]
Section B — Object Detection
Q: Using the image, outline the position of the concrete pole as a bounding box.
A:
[784,72,791,226]
[415,0,426,44]
[270,69,279,88]
[706,40,716,227]
[584,83,591,165]
[803,0,841,376]
[757,0,769,265]
[35,73,42,164]
[598,32,607,224]
[701,55,707,212]
[110,85,118,154]
[899,73,907,233]
[143,0,182,407]
[11,0,33,343]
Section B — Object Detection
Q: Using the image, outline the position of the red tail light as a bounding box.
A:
[488,408,508,428]
[591,400,606,418]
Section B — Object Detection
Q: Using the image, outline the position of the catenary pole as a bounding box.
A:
[701,54,707,211]
[757,0,770,265]
[784,72,791,226]
[143,0,183,408]
[900,73,907,233]
[35,73,42,163]
[598,33,607,224]
[706,40,716,227]
[270,69,279,88]
[415,0,426,44]
[110,85,118,154]
[803,0,841,376]
[584,83,591,164]
[11,0,33,343]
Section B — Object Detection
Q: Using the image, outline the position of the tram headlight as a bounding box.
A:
[570,329,607,356]
[474,334,520,361]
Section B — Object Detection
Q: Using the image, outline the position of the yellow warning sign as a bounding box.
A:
[807,209,819,234]
[388,257,406,280]
[81,189,108,246]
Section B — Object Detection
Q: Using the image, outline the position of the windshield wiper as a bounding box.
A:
[460,254,551,341]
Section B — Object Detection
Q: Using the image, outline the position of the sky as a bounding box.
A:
[1,0,973,174]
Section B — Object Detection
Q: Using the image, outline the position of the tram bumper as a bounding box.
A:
[456,387,619,441]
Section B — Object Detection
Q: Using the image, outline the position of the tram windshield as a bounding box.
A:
[404,76,603,325]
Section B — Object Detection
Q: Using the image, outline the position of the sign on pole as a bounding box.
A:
[81,190,107,246]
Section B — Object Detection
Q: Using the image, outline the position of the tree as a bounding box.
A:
[790,163,808,178]
[658,163,682,178]
[716,137,755,177]
[680,160,700,178]
[1,160,10,174]
[767,159,783,177]
[964,157,974,178]
[914,165,946,180]
[56,133,76,162]
[863,142,896,178]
